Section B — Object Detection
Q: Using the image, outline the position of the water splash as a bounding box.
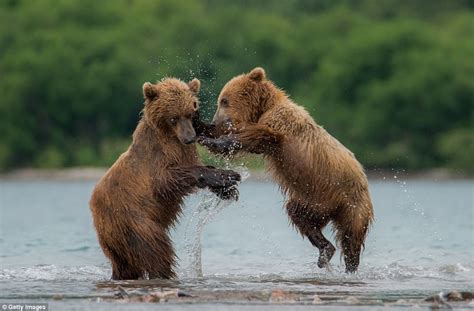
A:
[0,264,110,282]
[183,165,250,278]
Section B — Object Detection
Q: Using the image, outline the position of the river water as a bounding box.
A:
[0,176,472,309]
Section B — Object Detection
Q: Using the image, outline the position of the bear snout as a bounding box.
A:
[182,136,196,145]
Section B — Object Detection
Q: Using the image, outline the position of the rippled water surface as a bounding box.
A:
[0,177,473,309]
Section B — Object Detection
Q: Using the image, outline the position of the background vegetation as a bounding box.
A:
[1,0,472,173]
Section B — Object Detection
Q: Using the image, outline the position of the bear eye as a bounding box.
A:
[220,98,229,107]
[193,100,198,109]
[169,117,178,125]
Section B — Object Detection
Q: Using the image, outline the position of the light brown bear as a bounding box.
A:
[199,67,374,273]
[89,78,241,280]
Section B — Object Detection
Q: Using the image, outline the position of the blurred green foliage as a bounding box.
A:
[0,0,472,172]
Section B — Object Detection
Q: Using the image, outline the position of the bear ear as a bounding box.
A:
[188,78,201,94]
[143,82,158,100]
[249,67,266,82]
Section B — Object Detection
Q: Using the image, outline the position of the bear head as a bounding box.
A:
[143,78,200,145]
[212,67,269,131]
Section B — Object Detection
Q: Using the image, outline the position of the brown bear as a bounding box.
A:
[89,77,241,280]
[198,67,374,273]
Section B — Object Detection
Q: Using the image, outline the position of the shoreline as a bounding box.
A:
[3,288,470,309]
[0,167,471,182]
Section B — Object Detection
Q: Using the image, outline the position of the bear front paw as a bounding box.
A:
[210,185,239,201]
[198,167,241,190]
[198,136,242,155]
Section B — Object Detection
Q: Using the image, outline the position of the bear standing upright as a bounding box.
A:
[90,78,240,280]
[199,67,374,273]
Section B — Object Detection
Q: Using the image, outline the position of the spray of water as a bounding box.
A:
[183,164,250,278]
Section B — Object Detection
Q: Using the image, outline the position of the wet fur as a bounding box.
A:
[202,68,374,272]
[90,78,239,280]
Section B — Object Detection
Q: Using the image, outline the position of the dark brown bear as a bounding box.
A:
[199,67,374,273]
[89,78,240,280]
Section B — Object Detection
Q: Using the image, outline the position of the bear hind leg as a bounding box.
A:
[146,235,176,280]
[106,245,143,280]
[308,229,336,269]
[126,227,177,280]
[334,201,373,273]
[105,226,177,280]
[286,200,335,268]
[111,259,142,280]
[337,226,363,273]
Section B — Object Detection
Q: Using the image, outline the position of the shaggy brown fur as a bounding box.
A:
[199,67,374,273]
[90,78,240,280]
